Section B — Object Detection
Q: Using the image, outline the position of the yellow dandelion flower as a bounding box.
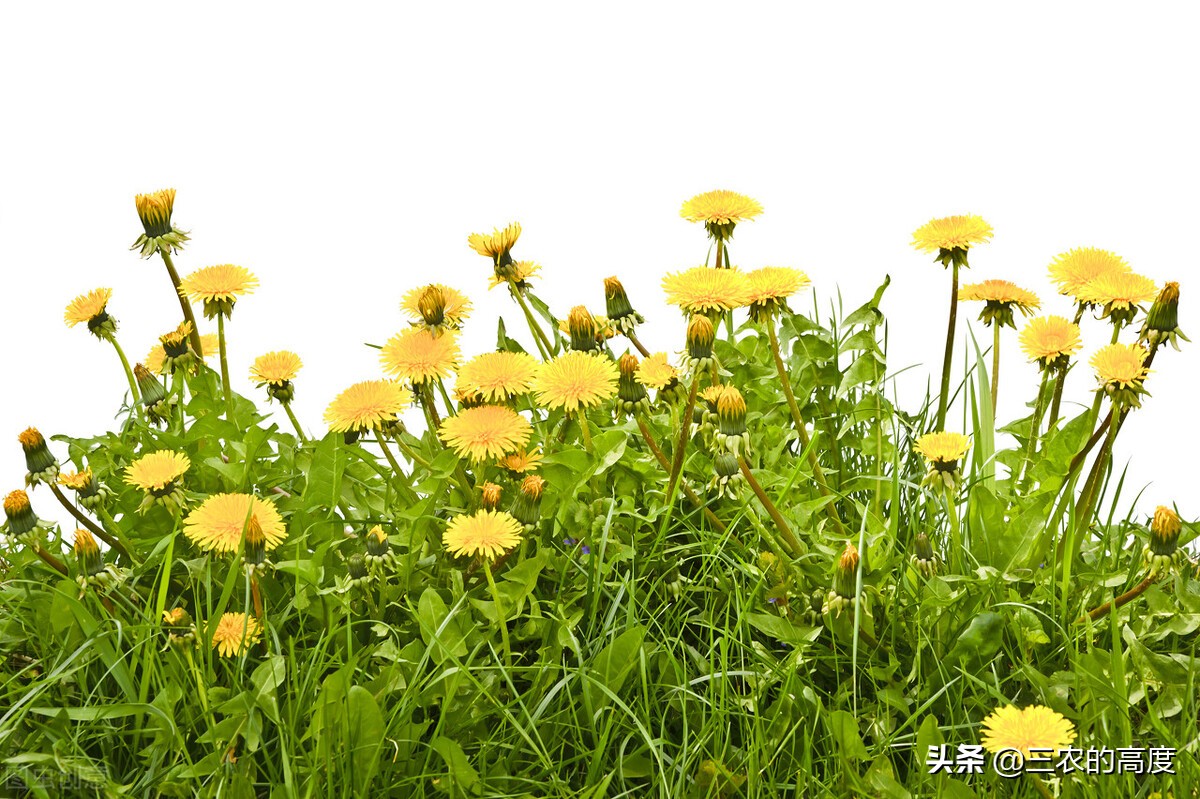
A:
[662,266,751,314]
[439,405,532,462]
[125,450,191,493]
[980,705,1076,759]
[211,612,262,658]
[745,267,811,309]
[1091,343,1150,389]
[636,353,679,390]
[250,351,303,386]
[134,188,177,237]
[443,509,523,561]
[487,260,541,290]
[324,380,413,433]
[911,215,993,255]
[914,432,970,464]
[457,351,539,402]
[64,288,113,328]
[1048,247,1131,297]
[162,607,190,626]
[183,492,287,553]
[1019,316,1083,366]
[401,284,473,329]
[58,469,94,491]
[380,328,461,384]
[468,222,522,262]
[533,351,619,411]
[179,264,259,305]
[958,280,1040,310]
[700,384,726,405]
[498,447,543,474]
[680,190,764,228]
[1076,271,1158,312]
[145,333,218,374]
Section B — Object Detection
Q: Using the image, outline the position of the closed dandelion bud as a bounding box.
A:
[510,474,545,530]
[686,314,716,372]
[346,552,369,585]
[163,607,196,647]
[480,482,503,511]
[824,543,859,617]
[603,276,645,335]
[1140,282,1188,352]
[135,363,175,425]
[132,188,189,258]
[18,428,58,486]
[3,489,39,540]
[911,532,939,578]
[568,306,600,353]
[714,386,751,456]
[616,353,650,416]
[364,524,392,561]
[417,285,447,328]
[73,528,110,587]
[1144,505,1186,574]
[59,469,111,511]
[243,515,269,573]
[709,451,742,498]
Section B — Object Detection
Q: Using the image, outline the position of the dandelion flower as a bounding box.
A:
[183,492,287,554]
[126,451,190,494]
[401,284,473,331]
[146,331,218,374]
[1019,316,1082,368]
[533,351,619,411]
[680,190,763,240]
[439,405,532,461]
[662,266,751,314]
[64,288,115,336]
[443,509,523,561]
[211,612,262,658]
[745,267,810,318]
[250,351,303,386]
[980,705,1076,759]
[324,380,413,433]
[179,264,259,318]
[1047,247,1131,298]
[380,328,460,385]
[914,432,970,465]
[468,222,522,264]
[911,215,993,260]
[636,353,679,389]
[1076,271,1157,323]
[499,447,543,474]
[1091,342,1150,398]
[132,188,189,257]
[487,260,541,291]
[958,279,1040,328]
[457,351,539,402]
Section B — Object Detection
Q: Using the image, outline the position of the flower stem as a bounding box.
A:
[738,457,803,556]
[217,313,235,420]
[420,383,442,435]
[1079,572,1159,623]
[1046,361,1067,431]
[50,483,132,562]
[636,417,727,534]
[393,435,432,470]
[32,544,68,575]
[483,560,512,668]
[1075,406,1121,532]
[990,322,1001,418]
[1018,370,1052,489]
[766,318,845,536]
[282,402,307,442]
[507,279,552,359]
[944,485,962,573]
[376,436,406,478]
[159,250,204,357]
[577,409,594,454]
[665,372,701,505]
[936,262,960,431]
[626,331,652,358]
[108,336,141,405]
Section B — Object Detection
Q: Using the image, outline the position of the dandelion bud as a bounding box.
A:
[134,363,174,426]
[2,489,39,539]
[58,469,112,511]
[73,528,106,583]
[480,482,503,511]
[686,314,716,372]
[243,515,269,572]
[163,607,196,647]
[911,532,939,578]
[603,276,645,335]
[824,543,860,616]
[568,306,600,353]
[163,607,192,628]
[709,451,742,499]
[346,552,369,584]
[132,188,189,258]
[714,386,751,456]
[1140,282,1188,352]
[18,428,58,486]
[510,474,545,530]
[616,353,650,416]
[1144,505,1187,574]
[364,524,393,564]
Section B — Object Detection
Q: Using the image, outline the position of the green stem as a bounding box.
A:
[1075,407,1121,532]
[1019,370,1052,489]
[577,409,594,454]
[626,331,652,358]
[636,417,727,534]
[159,250,204,357]
[990,323,1001,418]
[766,318,845,536]
[936,263,960,431]
[665,372,701,505]
[738,457,803,556]
[393,435,431,470]
[944,486,962,573]
[108,336,141,405]
[376,436,405,478]
[507,280,552,359]
[421,384,442,435]
[1046,361,1067,431]
[50,484,132,562]
[282,402,307,442]
[484,561,512,667]
[217,313,234,420]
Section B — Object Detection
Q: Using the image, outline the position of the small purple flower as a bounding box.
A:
[580,544,592,555]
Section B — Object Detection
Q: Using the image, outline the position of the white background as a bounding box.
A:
[2,3,1197,532]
